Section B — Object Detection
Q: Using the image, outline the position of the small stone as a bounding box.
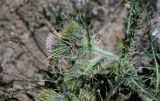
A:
[151,29,158,36]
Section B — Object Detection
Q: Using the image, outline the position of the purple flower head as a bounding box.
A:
[46,32,54,54]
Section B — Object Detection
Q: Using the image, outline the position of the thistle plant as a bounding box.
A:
[39,0,160,101]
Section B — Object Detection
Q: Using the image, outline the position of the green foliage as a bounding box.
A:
[123,0,140,52]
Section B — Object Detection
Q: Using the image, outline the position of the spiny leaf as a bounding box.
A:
[38,89,65,101]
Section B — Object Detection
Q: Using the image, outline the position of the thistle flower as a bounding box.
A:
[49,20,90,60]
[48,20,119,62]
[46,32,54,54]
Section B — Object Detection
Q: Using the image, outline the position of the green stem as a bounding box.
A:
[126,9,132,36]
[132,79,159,101]
[91,42,119,61]
[151,44,160,92]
